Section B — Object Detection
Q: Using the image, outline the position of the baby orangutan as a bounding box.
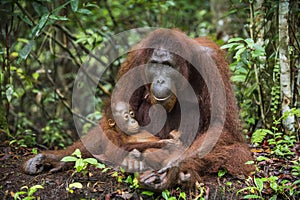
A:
[23,101,183,174]
[104,101,183,172]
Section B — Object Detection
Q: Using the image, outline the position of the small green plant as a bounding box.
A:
[66,182,83,194]
[9,129,37,148]
[14,185,43,200]
[161,188,187,200]
[237,176,265,199]
[124,173,140,189]
[41,118,72,148]
[161,189,176,200]
[237,176,298,199]
[61,149,108,176]
[221,37,266,133]
[31,148,38,155]
[218,168,227,178]
[112,167,126,183]
[251,108,299,157]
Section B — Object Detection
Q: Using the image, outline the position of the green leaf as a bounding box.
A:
[72,149,82,158]
[245,160,254,165]
[32,72,40,80]
[84,158,98,165]
[142,191,154,196]
[20,15,33,26]
[75,159,85,172]
[221,42,239,50]
[251,129,272,144]
[69,182,83,189]
[254,177,264,192]
[96,163,106,169]
[125,175,133,184]
[6,85,14,102]
[102,168,109,173]
[162,190,170,199]
[77,8,93,15]
[234,46,246,60]
[71,0,78,12]
[49,15,69,21]
[218,169,227,178]
[19,40,34,60]
[228,37,244,43]
[179,191,186,200]
[231,75,246,82]
[14,191,26,200]
[32,2,49,16]
[28,185,43,196]
[61,156,78,162]
[256,156,270,161]
[243,194,262,199]
[31,14,49,37]
[244,38,254,46]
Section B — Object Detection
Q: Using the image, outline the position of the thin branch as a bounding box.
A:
[32,53,98,126]
[104,0,118,28]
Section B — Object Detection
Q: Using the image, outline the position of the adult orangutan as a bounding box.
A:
[23,29,254,190]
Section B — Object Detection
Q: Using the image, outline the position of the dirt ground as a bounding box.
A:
[0,142,299,200]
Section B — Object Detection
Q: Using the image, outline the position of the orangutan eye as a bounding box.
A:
[123,114,129,120]
[129,110,135,117]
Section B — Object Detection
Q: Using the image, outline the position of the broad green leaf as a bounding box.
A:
[61,156,78,162]
[254,177,264,192]
[244,38,254,46]
[162,190,169,200]
[234,43,245,50]
[179,191,186,200]
[32,14,49,37]
[125,175,133,184]
[96,163,106,169]
[84,158,98,165]
[231,75,246,82]
[20,15,33,26]
[77,8,93,15]
[72,149,82,158]
[71,0,78,12]
[75,159,85,172]
[221,42,239,49]
[234,46,246,60]
[228,37,244,43]
[19,40,34,60]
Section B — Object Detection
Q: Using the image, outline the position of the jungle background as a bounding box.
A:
[0,0,299,199]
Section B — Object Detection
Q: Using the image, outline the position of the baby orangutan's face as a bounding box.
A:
[112,102,140,135]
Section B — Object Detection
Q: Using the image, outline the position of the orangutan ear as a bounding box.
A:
[108,119,116,127]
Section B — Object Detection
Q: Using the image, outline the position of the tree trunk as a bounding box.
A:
[279,0,294,132]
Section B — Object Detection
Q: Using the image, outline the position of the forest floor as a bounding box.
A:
[0,141,299,200]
